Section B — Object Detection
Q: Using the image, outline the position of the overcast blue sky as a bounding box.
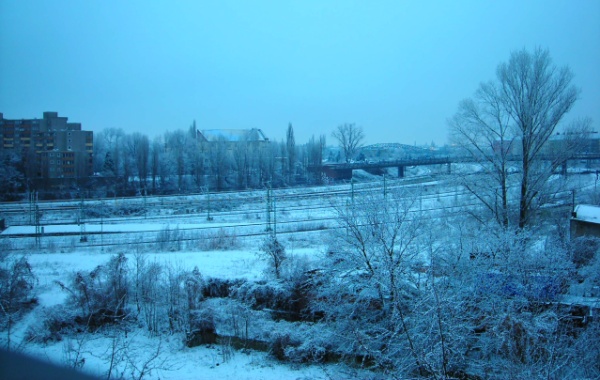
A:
[1,0,599,146]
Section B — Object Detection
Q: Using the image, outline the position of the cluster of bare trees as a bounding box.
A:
[317,186,599,378]
[450,47,592,228]
[92,124,328,197]
[308,48,599,378]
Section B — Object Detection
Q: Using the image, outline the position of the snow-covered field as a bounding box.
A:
[10,248,358,380]
[3,176,408,379]
[2,169,599,379]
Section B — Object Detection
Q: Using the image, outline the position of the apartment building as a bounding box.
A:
[0,112,93,183]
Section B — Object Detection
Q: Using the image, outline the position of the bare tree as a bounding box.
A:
[316,189,429,374]
[0,153,24,200]
[127,133,150,193]
[0,253,37,351]
[304,134,326,184]
[259,234,286,279]
[233,140,249,190]
[332,123,364,163]
[450,47,585,228]
[165,130,189,192]
[286,123,296,185]
[450,81,515,226]
[208,136,232,191]
[149,137,163,193]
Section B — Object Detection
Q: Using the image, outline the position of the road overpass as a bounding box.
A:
[309,154,600,180]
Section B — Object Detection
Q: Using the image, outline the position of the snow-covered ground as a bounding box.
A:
[2,170,599,379]
[10,247,369,380]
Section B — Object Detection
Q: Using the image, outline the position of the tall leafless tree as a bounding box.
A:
[332,123,364,163]
[286,123,296,185]
[450,82,515,227]
[450,47,585,228]
[127,133,150,193]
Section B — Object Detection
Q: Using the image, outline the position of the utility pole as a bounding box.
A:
[79,193,87,242]
[100,201,104,252]
[29,191,37,225]
[35,204,41,249]
[143,188,147,219]
[206,187,213,221]
[205,175,213,221]
[351,178,355,206]
[383,173,387,198]
[266,184,272,232]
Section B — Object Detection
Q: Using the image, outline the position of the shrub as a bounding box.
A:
[285,339,330,363]
[259,235,286,279]
[197,229,239,251]
[571,236,600,268]
[155,225,182,251]
[0,254,37,332]
[186,309,217,347]
[25,305,77,344]
[270,334,300,361]
[202,278,245,298]
[57,253,129,329]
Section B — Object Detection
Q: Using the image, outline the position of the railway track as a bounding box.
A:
[0,173,589,252]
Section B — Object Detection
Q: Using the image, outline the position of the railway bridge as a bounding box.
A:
[309,154,600,180]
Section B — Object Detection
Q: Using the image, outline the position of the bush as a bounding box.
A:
[156,225,182,251]
[197,229,239,251]
[201,277,245,299]
[57,253,129,329]
[232,280,315,322]
[25,305,77,344]
[259,235,286,279]
[270,334,300,361]
[233,281,291,312]
[285,339,330,363]
[571,236,600,268]
[0,254,37,331]
[186,309,217,347]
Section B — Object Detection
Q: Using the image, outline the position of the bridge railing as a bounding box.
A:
[309,152,600,171]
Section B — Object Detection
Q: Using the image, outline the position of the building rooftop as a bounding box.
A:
[572,204,600,224]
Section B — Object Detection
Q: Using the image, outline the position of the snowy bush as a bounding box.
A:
[57,253,129,329]
[281,325,335,364]
[24,305,77,344]
[197,228,239,251]
[270,334,300,361]
[185,308,217,347]
[231,278,315,322]
[233,281,288,310]
[202,277,242,298]
[0,253,37,350]
[155,225,182,251]
[570,236,600,268]
[259,234,286,279]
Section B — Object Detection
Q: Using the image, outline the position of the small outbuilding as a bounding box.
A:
[571,204,600,239]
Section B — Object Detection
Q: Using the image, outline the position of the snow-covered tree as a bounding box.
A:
[450,48,589,228]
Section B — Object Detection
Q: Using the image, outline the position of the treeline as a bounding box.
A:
[91,123,326,197]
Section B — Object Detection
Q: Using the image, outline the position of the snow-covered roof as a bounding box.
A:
[572,204,600,224]
[200,129,268,142]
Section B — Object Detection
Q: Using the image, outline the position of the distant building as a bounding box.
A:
[0,112,93,186]
[196,129,269,146]
[571,204,600,239]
